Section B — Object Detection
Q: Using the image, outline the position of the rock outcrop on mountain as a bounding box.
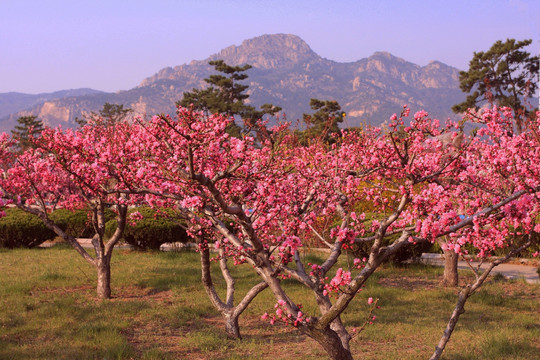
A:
[0,34,464,132]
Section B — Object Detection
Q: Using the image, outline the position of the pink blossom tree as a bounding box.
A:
[0,120,147,299]
[125,110,276,339]
[128,106,539,359]
[426,107,540,359]
[1,104,537,358]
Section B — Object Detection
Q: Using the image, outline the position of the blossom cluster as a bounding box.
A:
[261,300,310,327]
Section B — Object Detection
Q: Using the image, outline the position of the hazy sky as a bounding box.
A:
[1,0,538,94]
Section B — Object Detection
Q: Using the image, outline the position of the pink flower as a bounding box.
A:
[368,297,373,305]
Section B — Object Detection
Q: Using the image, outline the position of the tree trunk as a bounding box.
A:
[430,239,533,360]
[330,318,352,352]
[305,326,354,360]
[96,257,112,299]
[315,295,352,352]
[442,248,458,287]
[224,312,241,339]
[429,286,470,360]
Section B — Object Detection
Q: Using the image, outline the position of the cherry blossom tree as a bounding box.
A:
[427,107,540,359]
[124,109,277,339]
[128,106,539,360]
[0,120,146,299]
[1,103,537,358]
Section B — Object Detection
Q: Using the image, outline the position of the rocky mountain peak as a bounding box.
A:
[370,51,398,59]
[367,51,411,65]
[138,34,321,86]
[357,51,419,80]
[418,60,460,88]
[207,33,321,70]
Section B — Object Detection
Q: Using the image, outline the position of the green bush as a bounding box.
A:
[0,208,56,248]
[350,233,433,265]
[105,207,190,250]
[50,209,92,238]
[389,241,434,264]
[50,208,116,238]
[338,212,433,264]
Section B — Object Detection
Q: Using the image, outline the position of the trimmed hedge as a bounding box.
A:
[346,213,434,264]
[0,208,56,248]
[350,235,433,265]
[105,207,190,250]
[50,208,116,238]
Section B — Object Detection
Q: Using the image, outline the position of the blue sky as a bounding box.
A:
[1,0,538,94]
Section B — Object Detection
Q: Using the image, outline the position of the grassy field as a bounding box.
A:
[0,245,538,360]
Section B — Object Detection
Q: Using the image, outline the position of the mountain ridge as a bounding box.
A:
[0,88,106,119]
[0,34,464,132]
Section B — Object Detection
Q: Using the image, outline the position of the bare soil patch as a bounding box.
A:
[376,276,440,290]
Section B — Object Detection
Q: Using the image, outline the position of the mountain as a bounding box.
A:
[0,88,106,119]
[0,34,465,132]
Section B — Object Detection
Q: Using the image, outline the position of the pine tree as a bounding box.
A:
[11,115,44,150]
[453,39,539,133]
[179,60,281,137]
[300,98,345,144]
[76,103,133,127]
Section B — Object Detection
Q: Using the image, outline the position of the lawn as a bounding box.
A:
[0,246,538,359]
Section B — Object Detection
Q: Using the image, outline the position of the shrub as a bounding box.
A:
[339,212,433,264]
[105,207,190,250]
[389,241,434,264]
[50,209,92,238]
[0,208,56,248]
[50,208,115,238]
[349,231,433,265]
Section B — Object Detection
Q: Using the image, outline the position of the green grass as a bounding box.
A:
[0,247,538,359]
